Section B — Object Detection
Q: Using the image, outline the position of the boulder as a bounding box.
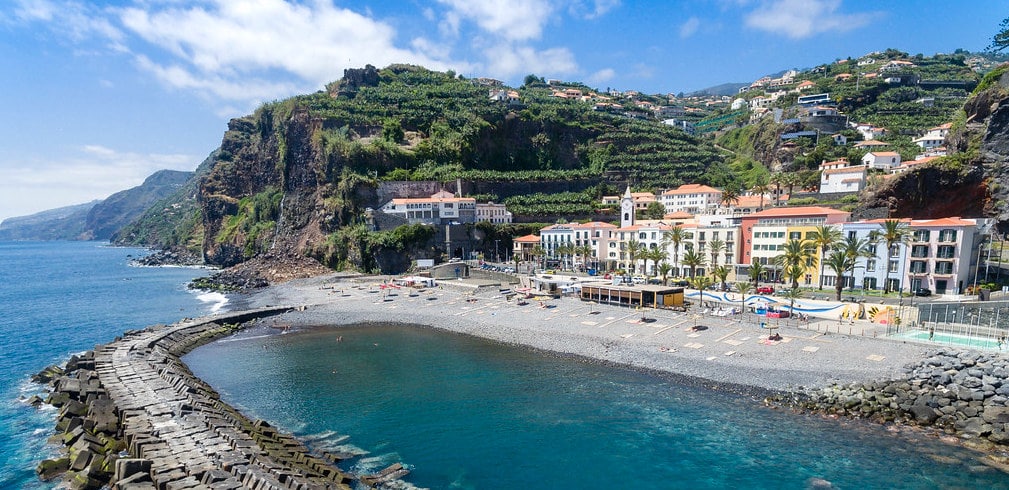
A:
[909,403,939,424]
[37,457,71,480]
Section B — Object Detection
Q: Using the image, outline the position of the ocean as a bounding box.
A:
[188,324,1009,489]
[3,241,1008,489]
[0,241,220,489]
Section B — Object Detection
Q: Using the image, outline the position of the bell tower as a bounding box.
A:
[620,186,634,228]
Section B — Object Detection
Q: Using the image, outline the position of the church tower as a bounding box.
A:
[620,186,635,228]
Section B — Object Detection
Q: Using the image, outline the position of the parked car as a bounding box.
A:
[673,280,690,287]
[756,286,775,294]
[913,288,932,297]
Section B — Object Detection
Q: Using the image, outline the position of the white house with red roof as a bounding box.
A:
[862,151,902,170]
[380,190,476,225]
[819,158,866,193]
[660,183,723,214]
[913,123,951,150]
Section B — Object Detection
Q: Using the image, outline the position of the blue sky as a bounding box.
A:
[0,0,1005,222]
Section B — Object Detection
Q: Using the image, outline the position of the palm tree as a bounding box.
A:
[657,262,673,285]
[693,275,713,307]
[824,250,856,301]
[712,265,730,291]
[643,247,668,277]
[751,176,769,210]
[555,243,574,271]
[735,282,753,321]
[808,225,843,290]
[870,219,911,294]
[783,172,800,197]
[530,245,545,272]
[720,186,741,210]
[708,238,725,268]
[780,285,805,319]
[681,248,706,279]
[574,244,594,271]
[769,173,786,206]
[625,239,646,275]
[748,259,765,289]
[664,226,686,275]
[775,239,816,290]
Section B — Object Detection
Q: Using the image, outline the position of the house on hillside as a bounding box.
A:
[913,123,951,150]
[820,158,866,193]
[862,151,902,170]
[379,190,476,225]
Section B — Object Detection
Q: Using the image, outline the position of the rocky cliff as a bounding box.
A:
[853,66,1009,228]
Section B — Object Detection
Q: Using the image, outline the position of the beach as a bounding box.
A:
[245,274,935,393]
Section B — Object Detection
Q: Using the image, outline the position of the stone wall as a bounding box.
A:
[32,308,407,489]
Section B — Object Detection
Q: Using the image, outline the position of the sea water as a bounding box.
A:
[187,324,1009,489]
[0,241,217,489]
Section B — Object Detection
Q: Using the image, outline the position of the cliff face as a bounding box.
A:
[199,106,376,268]
[853,68,1009,226]
[83,170,193,240]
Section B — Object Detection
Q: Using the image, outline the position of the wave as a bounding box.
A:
[196,291,229,313]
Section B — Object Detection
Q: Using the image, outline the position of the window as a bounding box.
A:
[913,230,930,242]
[888,260,899,273]
[909,261,928,274]
[639,232,647,240]
[938,229,957,242]
[935,261,954,274]
[699,232,706,240]
[848,231,856,240]
[790,232,801,240]
[727,231,734,240]
[911,245,928,258]
[444,203,454,208]
[937,245,955,259]
[889,245,900,258]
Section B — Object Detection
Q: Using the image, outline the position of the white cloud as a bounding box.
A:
[0,145,198,222]
[680,17,700,38]
[483,43,578,80]
[436,0,556,42]
[587,68,615,84]
[744,0,880,39]
[569,0,621,19]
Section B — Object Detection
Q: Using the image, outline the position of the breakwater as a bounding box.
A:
[31,308,397,490]
[780,348,1009,459]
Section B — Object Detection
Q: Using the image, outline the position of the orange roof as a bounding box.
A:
[746,206,850,218]
[732,195,766,208]
[662,183,722,195]
[573,221,617,229]
[514,234,540,243]
[391,196,475,204]
[910,217,976,227]
[855,140,888,147]
[903,156,939,166]
[823,167,865,175]
[867,151,900,157]
[663,211,694,219]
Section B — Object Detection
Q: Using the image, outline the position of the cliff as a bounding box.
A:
[191,64,731,277]
[852,65,1009,226]
[0,201,98,241]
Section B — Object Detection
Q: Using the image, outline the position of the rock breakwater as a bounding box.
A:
[780,348,1009,456]
[32,308,366,490]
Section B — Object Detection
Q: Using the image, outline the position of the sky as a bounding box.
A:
[0,0,1005,222]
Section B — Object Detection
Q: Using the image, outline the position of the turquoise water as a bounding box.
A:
[0,241,217,489]
[187,324,1009,489]
[895,330,1002,350]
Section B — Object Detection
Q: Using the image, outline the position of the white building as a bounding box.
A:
[862,151,902,170]
[660,184,722,215]
[380,191,476,225]
[475,202,512,223]
[913,123,951,150]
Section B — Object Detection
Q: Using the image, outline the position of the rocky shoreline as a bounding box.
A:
[774,348,1009,460]
[31,307,408,490]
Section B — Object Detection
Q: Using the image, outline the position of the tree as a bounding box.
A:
[775,239,816,290]
[824,250,856,301]
[555,243,574,271]
[626,239,645,275]
[769,173,786,206]
[752,176,769,210]
[657,262,673,286]
[382,118,404,143]
[681,248,706,279]
[708,238,725,268]
[988,16,1009,53]
[530,245,545,271]
[693,275,713,307]
[748,260,765,289]
[735,282,753,322]
[643,247,668,277]
[720,186,741,209]
[808,225,843,290]
[642,201,666,219]
[870,219,910,294]
[664,226,686,276]
[574,245,594,271]
[712,265,730,291]
[780,285,805,319]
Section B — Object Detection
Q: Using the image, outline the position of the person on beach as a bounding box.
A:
[929,325,935,341]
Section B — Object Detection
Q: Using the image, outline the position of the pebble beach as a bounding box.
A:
[246,274,938,393]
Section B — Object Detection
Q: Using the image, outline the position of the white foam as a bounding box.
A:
[196,291,229,313]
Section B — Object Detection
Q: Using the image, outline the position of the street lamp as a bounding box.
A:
[495,239,500,263]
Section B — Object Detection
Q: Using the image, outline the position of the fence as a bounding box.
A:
[886,300,1009,351]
